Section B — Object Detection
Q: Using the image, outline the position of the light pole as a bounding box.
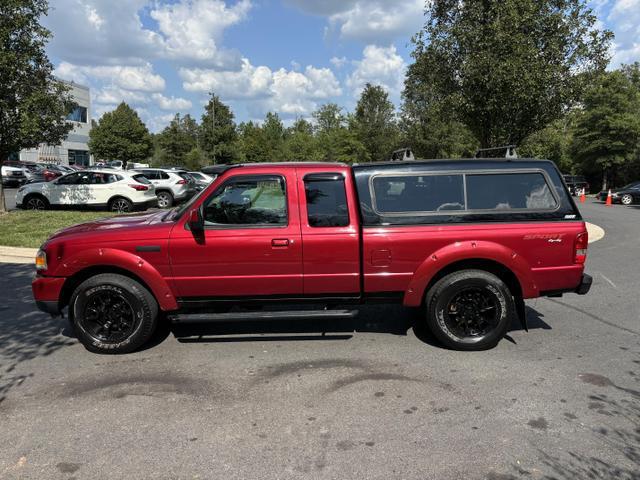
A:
[209,91,215,165]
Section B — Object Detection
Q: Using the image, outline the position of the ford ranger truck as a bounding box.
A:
[32,159,591,354]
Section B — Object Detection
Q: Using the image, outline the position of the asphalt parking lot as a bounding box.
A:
[0,198,638,479]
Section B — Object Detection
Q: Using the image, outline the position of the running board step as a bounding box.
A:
[169,309,358,323]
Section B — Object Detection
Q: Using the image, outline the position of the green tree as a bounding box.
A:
[352,84,400,162]
[312,103,345,133]
[88,102,153,167]
[284,118,322,161]
[571,70,640,189]
[404,0,612,148]
[261,112,286,162]
[0,0,75,210]
[200,94,237,164]
[519,116,576,173]
[156,113,198,167]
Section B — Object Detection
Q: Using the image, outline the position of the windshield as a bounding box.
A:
[621,182,640,190]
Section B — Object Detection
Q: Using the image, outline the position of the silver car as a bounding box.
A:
[131,168,197,208]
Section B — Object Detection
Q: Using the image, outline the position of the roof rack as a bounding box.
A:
[474,145,518,159]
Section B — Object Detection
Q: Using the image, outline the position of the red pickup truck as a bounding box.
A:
[32,159,591,354]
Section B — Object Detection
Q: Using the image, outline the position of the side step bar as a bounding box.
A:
[169,309,358,324]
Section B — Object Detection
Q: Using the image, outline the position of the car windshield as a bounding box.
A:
[621,182,640,190]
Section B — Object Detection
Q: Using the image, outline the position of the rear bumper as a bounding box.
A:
[36,300,62,315]
[575,273,592,295]
[134,197,158,209]
[541,273,592,297]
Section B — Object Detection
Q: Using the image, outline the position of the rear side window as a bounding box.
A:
[372,174,465,213]
[304,175,349,227]
[466,173,557,210]
[371,170,557,215]
[132,174,151,185]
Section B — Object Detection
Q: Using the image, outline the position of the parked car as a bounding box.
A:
[130,168,197,208]
[16,169,157,212]
[188,171,214,191]
[37,163,69,182]
[32,159,591,354]
[596,181,640,205]
[1,164,27,186]
[563,175,590,195]
[22,163,47,183]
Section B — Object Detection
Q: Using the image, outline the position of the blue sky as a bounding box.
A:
[43,0,640,132]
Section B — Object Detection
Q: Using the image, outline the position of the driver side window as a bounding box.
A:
[202,175,287,227]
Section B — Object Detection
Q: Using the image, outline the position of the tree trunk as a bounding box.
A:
[0,154,6,213]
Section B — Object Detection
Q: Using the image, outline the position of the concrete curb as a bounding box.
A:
[586,222,605,243]
[0,246,38,265]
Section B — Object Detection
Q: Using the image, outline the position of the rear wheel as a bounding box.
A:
[156,191,173,208]
[70,274,158,354]
[425,270,514,350]
[621,194,633,206]
[24,194,49,210]
[109,197,133,213]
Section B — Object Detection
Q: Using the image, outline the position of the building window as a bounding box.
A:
[67,106,87,123]
[68,150,90,167]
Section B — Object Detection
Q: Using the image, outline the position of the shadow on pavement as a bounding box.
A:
[171,304,551,349]
[0,264,75,404]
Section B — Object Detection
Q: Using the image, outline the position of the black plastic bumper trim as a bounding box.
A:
[35,300,61,316]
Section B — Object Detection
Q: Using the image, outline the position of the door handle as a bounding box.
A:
[271,239,290,247]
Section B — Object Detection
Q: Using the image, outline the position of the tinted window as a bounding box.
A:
[57,173,82,185]
[160,171,170,180]
[466,173,556,210]
[132,174,151,185]
[372,174,465,213]
[304,176,349,227]
[203,175,287,226]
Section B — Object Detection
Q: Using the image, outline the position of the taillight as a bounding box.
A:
[575,231,588,264]
[177,179,187,185]
[128,184,149,191]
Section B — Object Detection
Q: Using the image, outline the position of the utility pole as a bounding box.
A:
[209,91,216,165]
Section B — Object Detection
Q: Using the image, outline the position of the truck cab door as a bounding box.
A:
[297,170,361,296]
[168,171,303,299]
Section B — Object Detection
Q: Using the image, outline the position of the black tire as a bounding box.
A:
[24,194,49,210]
[425,269,514,350]
[156,191,174,208]
[108,196,133,213]
[70,273,158,354]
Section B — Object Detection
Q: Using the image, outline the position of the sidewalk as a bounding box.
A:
[0,246,37,264]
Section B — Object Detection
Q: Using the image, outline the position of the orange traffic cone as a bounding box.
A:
[605,189,612,206]
[580,189,586,203]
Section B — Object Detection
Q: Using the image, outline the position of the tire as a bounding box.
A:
[109,197,133,213]
[621,194,633,206]
[70,273,158,354]
[425,269,515,351]
[156,191,174,208]
[24,194,49,210]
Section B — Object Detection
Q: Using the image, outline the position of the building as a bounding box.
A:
[19,80,93,167]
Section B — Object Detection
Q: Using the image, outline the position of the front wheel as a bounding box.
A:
[24,194,49,210]
[425,270,515,350]
[70,273,158,354]
[621,194,633,206]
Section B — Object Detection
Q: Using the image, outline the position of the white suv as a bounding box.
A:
[16,170,158,212]
[131,168,197,208]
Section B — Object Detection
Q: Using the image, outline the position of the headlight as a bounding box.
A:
[35,249,47,271]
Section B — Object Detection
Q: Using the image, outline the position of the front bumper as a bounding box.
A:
[32,275,66,315]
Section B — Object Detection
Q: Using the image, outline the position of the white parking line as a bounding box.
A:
[600,274,618,289]
[586,222,605,243]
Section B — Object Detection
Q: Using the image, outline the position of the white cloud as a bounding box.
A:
[45,0,163,66]
[286,0,424,43]
[180,59,342,116]
[330,56,347,68]
[607,0,640,65]
[55,62,165,92]
[151,93,193,111]
[94,87,149,105]
[346,45,406,98]
[150,0,250,66]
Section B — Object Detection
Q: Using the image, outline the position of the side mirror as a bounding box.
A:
[188,209,204,234]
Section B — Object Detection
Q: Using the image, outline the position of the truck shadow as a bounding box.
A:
[168,304,550,349]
